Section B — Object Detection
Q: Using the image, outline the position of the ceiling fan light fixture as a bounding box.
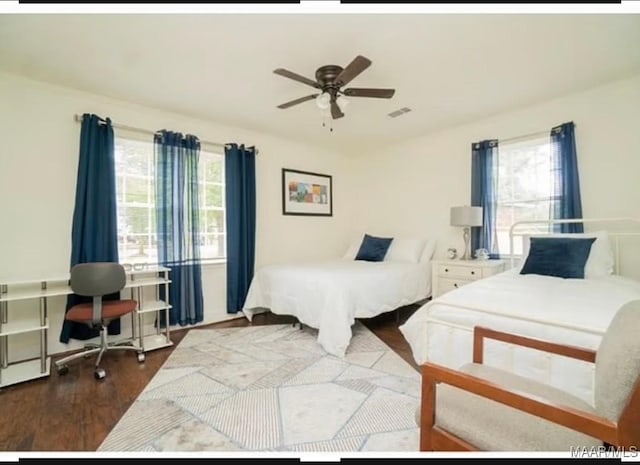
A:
[315,92,331,110]
[336,95,349,112]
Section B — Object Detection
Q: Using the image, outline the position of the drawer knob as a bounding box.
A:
[454,283,458,288]
[445,268,449,272]
[471,271,475,275]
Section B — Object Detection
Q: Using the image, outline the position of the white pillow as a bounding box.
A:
[343,236,363,260]
[420,238,437,262]
[385,238,427,263]
[521,230,614,278]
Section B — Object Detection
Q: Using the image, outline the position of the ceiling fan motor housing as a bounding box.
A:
[316,65,343,98]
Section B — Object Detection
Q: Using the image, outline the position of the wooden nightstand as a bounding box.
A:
[432,259,505,298]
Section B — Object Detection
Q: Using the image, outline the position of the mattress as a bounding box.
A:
[400,268,640,403]
[242,259,431,357]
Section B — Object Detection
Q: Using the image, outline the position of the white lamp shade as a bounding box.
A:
[336,95,349,111]
[450,206,483,227]
[316,93,331,110]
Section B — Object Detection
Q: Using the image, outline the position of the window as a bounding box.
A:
[495,136,555,255]
[114,137,225,264]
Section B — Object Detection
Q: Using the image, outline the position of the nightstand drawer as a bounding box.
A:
[437,264,482,280]
[438,277,471,294]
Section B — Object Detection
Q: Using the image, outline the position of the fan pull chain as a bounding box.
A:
[320,115,333,133]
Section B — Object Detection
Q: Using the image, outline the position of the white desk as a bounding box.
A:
[0,266,173,388]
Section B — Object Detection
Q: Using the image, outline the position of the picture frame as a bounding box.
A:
[282,168,333,217]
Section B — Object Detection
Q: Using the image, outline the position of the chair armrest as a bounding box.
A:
[472,326,596,364]
[421,362,617,444]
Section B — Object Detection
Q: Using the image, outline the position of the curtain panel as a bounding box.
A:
[470,139,500,258]
[225,143,256,314]
[155,131,204,326]
[550,121,584,233]
[60,113,121,343]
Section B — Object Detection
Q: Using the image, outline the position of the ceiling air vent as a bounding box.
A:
[388,107,412,118]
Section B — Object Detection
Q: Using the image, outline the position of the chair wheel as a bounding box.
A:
[137,352,146,363]
[94,368,106,380]
[56,365,69,376]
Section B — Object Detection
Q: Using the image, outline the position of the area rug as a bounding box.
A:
[98,322,421,452]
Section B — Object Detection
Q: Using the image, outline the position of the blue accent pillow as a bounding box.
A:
[355,234,394,262]
[520,237,596,279]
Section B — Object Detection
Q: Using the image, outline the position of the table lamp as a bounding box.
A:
[450,206,483,260]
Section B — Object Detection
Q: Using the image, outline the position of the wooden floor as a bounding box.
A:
[0,305,420,451]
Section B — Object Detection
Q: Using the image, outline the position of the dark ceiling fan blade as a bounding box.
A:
[273,68,320,89]
[277,94,319,109]
[335,55,372,87]
[331,100,344,119]
[343,88,395,98]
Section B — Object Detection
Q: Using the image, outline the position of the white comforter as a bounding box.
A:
[400,269,640,402]
[243,259,431,357]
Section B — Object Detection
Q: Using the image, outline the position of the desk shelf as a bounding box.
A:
[0,358,50,388]
[128,268,173,354]
[0,317,48,336]
[139,333,173,352]
[124,277,171,289]
[0,280,50,389]
[0,266,173,388]
[137,300,172,314]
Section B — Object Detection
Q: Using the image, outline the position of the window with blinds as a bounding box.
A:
[496,136,555,256]
[114,137,226,264]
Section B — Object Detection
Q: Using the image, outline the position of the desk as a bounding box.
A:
[0,266,172,388]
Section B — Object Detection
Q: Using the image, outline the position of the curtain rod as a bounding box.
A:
[73,114,258,155]
[498,123,577,145]
[498,129,549,145]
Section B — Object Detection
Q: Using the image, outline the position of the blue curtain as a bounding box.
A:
[225,143,256,314]
[550,121,584,233]
[470,139,500,258]
[60,114,120,343]
[155,131,204,326]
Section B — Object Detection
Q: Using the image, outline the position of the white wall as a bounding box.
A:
[0,72,351,358]
[348,74,640,268]
[3,70,639,361]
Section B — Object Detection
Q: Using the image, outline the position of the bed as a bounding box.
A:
[242,237,436,357]
[400,218,640,404]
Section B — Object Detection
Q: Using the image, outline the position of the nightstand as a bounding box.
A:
[432,259,505,298]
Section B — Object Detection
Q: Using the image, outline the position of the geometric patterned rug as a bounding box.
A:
[98,321,420,452]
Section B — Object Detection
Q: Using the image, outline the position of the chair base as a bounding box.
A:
[54,325,145,379]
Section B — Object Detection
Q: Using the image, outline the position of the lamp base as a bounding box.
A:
[461,227,473,260]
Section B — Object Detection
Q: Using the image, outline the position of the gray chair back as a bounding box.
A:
[70,262,127,297]
[594,299,640,421]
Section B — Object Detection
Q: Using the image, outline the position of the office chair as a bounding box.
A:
[54,262,145,380]
[417,299,640,451]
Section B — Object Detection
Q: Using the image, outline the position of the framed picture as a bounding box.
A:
[282,168,333,216]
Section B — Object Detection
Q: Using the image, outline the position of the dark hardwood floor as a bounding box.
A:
[0,305,420,451]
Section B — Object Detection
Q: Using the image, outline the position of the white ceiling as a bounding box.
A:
[1,13,639,152]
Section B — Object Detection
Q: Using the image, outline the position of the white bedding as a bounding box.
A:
[242,259,431,357]
[400,268,640,403]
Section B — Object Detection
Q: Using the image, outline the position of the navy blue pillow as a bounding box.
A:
[355,234,393,262]
[520,237,596,279]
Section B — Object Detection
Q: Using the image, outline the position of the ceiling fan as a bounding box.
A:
[274,55,395,120]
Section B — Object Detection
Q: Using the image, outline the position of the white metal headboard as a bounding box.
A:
[508,217,640,275]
